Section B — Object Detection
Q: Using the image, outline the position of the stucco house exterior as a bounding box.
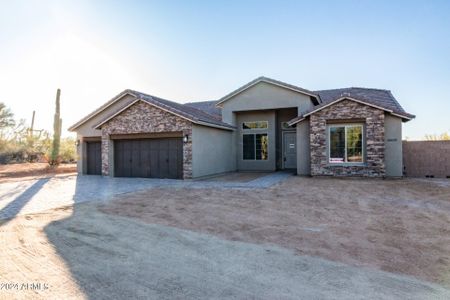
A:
[69,77,414,179]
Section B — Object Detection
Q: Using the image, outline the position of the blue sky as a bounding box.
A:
[0,0,449,139]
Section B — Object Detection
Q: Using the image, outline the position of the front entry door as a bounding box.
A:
[283,132,297,169]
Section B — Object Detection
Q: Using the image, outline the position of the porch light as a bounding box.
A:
[183,134,189,143]
[75,140,80,146]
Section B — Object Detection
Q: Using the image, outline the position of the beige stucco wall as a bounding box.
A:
[221,82,314,125]
[236,110,276,171]
[384,114,403,177]
[191,124,235,178]
[296,119,311,175]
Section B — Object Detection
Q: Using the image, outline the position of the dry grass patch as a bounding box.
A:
[0,163,76,182]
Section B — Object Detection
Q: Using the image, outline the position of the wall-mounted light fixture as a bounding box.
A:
[183,134,189,143]
[75,140,80,146]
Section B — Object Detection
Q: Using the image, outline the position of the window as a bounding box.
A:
[242,121,268,130]
[329,124,364,163]
[243,134,268,160]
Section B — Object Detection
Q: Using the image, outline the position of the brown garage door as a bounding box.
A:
[86,141,102,175]
[114,138,183,179]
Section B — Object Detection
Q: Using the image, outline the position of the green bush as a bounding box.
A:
[58,137,76,163]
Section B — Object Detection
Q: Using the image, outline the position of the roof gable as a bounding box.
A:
[314,87,411,117]
[287,96,415,126]
[216,76,320,106]
[90,91,234,131]
[70,90,234,132]
[68,90,135,131]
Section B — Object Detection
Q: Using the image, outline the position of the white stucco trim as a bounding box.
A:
[216,77,319,107]
[93,98,235,131]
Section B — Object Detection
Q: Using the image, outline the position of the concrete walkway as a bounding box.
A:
[0,172,292,220]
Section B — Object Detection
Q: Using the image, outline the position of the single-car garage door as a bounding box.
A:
[114,138,183,179]
[86,141,102,175]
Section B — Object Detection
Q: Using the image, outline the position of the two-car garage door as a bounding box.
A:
[114,138,183,179]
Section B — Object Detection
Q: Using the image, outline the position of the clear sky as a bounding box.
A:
[0,0,449,139]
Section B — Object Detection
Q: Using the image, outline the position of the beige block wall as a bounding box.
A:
[403,141,450,178]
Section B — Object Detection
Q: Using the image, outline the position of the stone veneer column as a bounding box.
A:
[101,131,110,176]
[182,128,193,179]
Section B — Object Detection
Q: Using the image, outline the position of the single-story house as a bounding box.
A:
[69,76,414,179]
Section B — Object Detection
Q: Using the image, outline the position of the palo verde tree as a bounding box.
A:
[0,102,15,132]
[50,89,62,166]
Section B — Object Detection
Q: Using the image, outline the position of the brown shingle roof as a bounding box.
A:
[184,100,221,119]
[126,90,234,129]
[287,88,415,126]
[315,87,413,118]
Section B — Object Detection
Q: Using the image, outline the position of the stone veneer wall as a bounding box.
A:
[310,100,385,177]
[100,101,193,179]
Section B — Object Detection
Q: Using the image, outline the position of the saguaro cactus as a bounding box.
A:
[50,89,62,165]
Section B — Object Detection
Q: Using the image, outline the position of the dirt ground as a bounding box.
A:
[1,176,450,299]
[0,163,76,183]
[100,177,450,287]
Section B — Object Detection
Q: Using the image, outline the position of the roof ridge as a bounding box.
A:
[184,100,218,104]
[315,87,391,92]
[349,86,391,92]
[216,76,319,105]
[136,94,200,122]
[134,90,229,124]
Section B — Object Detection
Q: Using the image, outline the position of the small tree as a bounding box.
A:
[49,89,62,166]
[0,102,15,137]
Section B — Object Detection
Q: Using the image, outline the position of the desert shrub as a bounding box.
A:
[58,137,77,163]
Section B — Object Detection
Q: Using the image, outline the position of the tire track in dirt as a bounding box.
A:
[0,209,85,299]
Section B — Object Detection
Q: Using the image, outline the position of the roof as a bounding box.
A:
[69,90,234,132]
[315,87,413,118]
[288,89,415,126]
[184,100,221,118]
[68,90,133,131]
[216,76,321,106]
[70,78,414,132]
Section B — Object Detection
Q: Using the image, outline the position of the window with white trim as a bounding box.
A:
[328,124,364,163]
